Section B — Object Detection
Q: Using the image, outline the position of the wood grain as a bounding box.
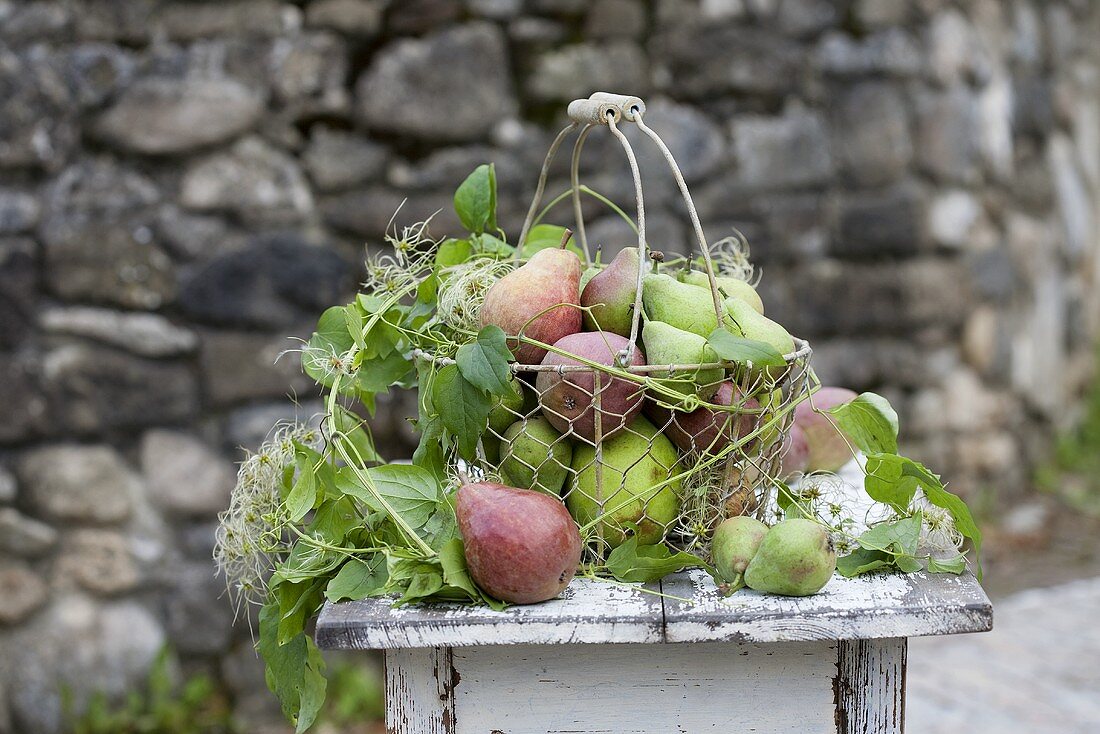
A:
[384,647,456,733]
[835,638,907,734]
[317,570,991,650]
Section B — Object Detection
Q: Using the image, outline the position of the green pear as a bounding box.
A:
[723,297,794,356]
[641,320,724,400]
[744,518,836,597]
[581,247,641,337]
[567,416,681,549]
[483,378,526,463]
[641,273,723,338]
[499,417,573,495]
[710,516,768,585]
[679,270,764,314]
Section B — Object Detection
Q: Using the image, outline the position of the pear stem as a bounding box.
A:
[559,228,574,249]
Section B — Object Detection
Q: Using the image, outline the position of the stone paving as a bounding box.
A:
[908,576,1100,733]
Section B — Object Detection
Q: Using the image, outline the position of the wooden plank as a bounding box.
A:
[450,642,838,734]
[835,638,907,734]
[662,568,992,644]
[317,576,664,650]
[384,647,456,734]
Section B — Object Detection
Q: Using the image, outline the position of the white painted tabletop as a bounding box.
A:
[316,568,992,650]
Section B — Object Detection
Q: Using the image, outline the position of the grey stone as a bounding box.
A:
[19,444,136,523]
[0,1,73,44]
[389,0,462,34]
[199,330,315,407]
[979,74,1014,179]
[815,29,923,77]
[0,190,40,234]
[41,344,200,434]
[321,185,463,240]
[1012,73,1055,138]
[1049,134,1093,259]
[8,597,165,733]
[0,47,77,170]
[389,145,525,193]
[967,248,1018,304]
[164,563,235,655]
[730,105,832,189]
[141,430,235,517]
[303,127,387,192]
[776,0,838,37]
[0,466,15,503]
[0,237,37,349]
[851,0,909,29]
[655,25,800,97]
[832,82,912,186]
[357,23,513,141]
[0,351,47,443]
[914,85,980,183]
[508,17,568,46]
[833,185,926,259]
[269,32,350,113]
[926,8,981,84]
[153,1,289,40]
[0,561,47,625]
[469,0,523,18]
[631,98,727,183]
[58,43,136,108]
[179,233,353,329]
[93,78,264,155]
[928,189,993,250]
[529,41,650,102]
[39,307,198,358]
[305,0,384,36]
[155,206,240,262]
[42,221,176,310]
[55,529,140,595]
[0,509,58,558]
[43,156,159,218]
[585,210,688,259]
[585,0,647,39]
[181,137,313,224]
[73,0,155,43]
[223,401,324,453]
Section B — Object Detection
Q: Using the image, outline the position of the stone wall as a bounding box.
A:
[1,0,1098,730]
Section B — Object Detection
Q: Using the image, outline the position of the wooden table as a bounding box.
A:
[317,568,992,733]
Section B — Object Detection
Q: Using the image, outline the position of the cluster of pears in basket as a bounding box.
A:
[455,234,859,604]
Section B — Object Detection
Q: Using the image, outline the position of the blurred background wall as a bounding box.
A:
[0,0,1098,731]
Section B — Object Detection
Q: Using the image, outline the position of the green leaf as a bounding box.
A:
[863,453,920,512]
[307,496,360,544]
[858,515,921,557]
[605,536,707,583]
[273,578,323,646]
[894,554,923,573]
[331,405,381,466]
[456,325,514,396]
[829,392,899,455]
[454,164,497,234]
[438,538,480,599]
[287,453,318,523]
[257,603,327,733]
[433,363,492,462]
[422,500,459,550]
[836,547,895,577]
[412,415,448,484]
[707,328,786,367]
[921,481,983,581]
[437,238,473,269]
[357,350,413,393]
[325,555,389,602]
[336,464,441,529]
[303,307,355,387]
[474,232,513,257]
[521,224,584,257]
[926,554,967,574]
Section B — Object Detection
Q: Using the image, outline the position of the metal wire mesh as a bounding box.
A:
[425,93,815,562]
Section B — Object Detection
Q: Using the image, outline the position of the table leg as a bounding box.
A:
[836,638,908,734]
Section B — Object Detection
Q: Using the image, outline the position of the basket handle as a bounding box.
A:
[515,92,726,363]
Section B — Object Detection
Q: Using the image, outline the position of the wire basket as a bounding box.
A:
[422,92,813,561]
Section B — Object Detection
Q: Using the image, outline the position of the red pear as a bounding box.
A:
[646,382,759,455]
[580,247,641,337]
[480,245,582,365]
[456,481,582,604]
[779,422,810,477]
[536,332,645,441]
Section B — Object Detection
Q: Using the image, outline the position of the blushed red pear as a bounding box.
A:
[456,480,582,605]
[479,245,582,365]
